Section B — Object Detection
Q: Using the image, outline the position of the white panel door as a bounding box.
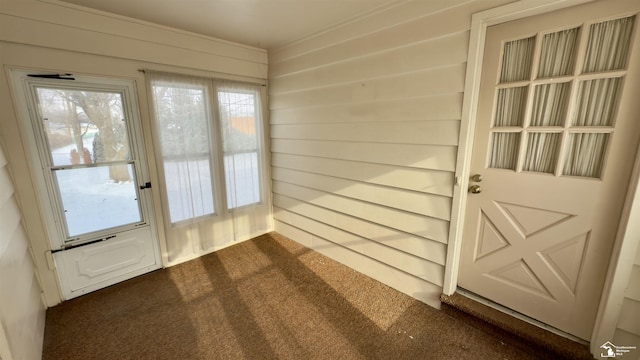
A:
[11,71,162,299]
[459,0,640,340]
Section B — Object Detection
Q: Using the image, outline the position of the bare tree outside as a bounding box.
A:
[37,88,132,182]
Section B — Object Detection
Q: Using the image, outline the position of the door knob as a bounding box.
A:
[469,185,482,194]
[471,174,483,182]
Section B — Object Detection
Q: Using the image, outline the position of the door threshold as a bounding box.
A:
[440,289,593,360]
[456,288,588,344]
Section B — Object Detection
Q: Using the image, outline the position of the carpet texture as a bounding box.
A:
[44,232,567,359]
[440,294,593,360]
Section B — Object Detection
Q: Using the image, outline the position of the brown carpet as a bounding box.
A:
[44,232,564,359]
[441,294,593,360]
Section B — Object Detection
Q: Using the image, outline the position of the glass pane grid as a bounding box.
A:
[486,17,634,180]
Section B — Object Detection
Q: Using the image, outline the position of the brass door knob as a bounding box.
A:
[471,174,483,182]
[469,185,482,194]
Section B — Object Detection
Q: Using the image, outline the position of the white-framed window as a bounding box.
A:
[147,72,266,226]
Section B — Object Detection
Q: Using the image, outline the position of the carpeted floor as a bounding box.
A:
[43,232,562,359]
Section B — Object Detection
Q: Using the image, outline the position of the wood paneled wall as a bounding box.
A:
[268,0,511,307]
[0,143,45,360]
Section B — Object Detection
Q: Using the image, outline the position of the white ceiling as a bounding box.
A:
[59,0,400,50]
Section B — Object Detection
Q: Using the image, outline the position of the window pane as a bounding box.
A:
[218,90,261,209]
[538,28,579,78]
[225,153,260,209]
[500,36,536,82]
[563,133,609,178]
[55,165,141,237]
[152,84,211,156]
[523,133,561,173]
[37,88,129,167]
[573,78,622,126]
[531,83,570,127]
[489,132,520,170]
[495,87,528,127]
[151,82,215,223]
[583,16,635,73]
[163,158,214,223]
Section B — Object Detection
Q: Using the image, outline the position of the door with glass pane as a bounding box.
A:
[12,71,161,299]
[459,0,640,340]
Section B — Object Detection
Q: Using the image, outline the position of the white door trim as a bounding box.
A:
[442,0,640,353]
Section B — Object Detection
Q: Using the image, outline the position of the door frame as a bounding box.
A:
[443,0,640,353]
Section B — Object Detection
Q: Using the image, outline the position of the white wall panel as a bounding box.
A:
[269,0,470,62]
[273,194,447,265]
[270,64,465,109]
[269,0,513,307]
[270,0,509,76]
[274,207,445,286]
[270,32,469,94]
[273,167,451,220]
[270,93,463,125]
[271,153,454,197]
[272,181,450,243]
[625,265,640,301]
[617,299,640,336]
[0,144,45,360]
[275,220,443,309]
[271,120,460,145]
[272,139,457,171]
[0,1,267,78]
[613,243,640,350]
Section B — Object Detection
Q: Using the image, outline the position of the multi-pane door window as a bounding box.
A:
[148,73,264,225]
[489,16,636,178]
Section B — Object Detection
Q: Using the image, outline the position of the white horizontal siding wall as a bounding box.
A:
[0,142,45,360]
[613,242,640,356]
[268,0,512,308]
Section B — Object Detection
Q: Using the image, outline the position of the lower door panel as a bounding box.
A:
[53,227,161,299]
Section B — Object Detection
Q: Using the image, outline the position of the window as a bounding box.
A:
[488,16,635,178]
[148,72,265,225]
